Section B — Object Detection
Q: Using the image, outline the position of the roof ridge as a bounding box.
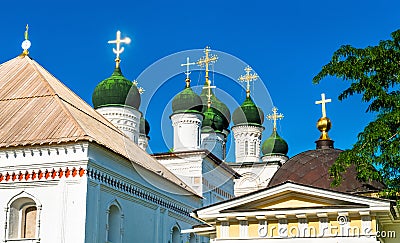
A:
[57,95,126,136]
[25,57,125,136]
[25,56,57,96]
[23,58,88,137]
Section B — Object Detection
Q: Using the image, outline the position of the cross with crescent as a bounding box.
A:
[24,24,29,40]
[267,107,284,131]
[238,66,258,98]
[108,31,131,68]
[181,57,195,87]
[315,93,331,118]
[197,46,218,83]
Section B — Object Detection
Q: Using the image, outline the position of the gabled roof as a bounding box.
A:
[194,181,394,217]
[0,55,199,196]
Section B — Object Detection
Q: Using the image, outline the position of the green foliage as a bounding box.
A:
[313,30,400,196]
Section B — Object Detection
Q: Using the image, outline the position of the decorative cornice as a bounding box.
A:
[87,167,193,218]
[0,166,86,183]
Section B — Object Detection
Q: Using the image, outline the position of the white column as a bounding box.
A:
[232,125,264,163]
[360,211,372,236]
[96,106,141,144]
[296,214,308,237]
[317,213,329,237]
[277,215,288,238]
[237,217,248,238]
[257,217,268,238]
[220,220,229,238]
[338,212,350,237]
[171,113,203,152]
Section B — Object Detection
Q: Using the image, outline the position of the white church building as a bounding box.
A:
[2,29,396,243]
[0,30,279,243]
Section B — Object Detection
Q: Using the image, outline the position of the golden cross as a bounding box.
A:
[267,107,284,131]
[238,66,258,98]
[108,31,131,68]
[203,84,216,109]
[197,46,218,84]
[181,57,195,87]
[315,93,331,118]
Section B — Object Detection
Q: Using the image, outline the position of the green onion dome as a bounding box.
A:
[262,130,289,156]
[200,88,231,129]
[139,117,150,136]
[232,97,264,126]
[92,67,141,109]
[202,107,224,133]
[172,85,203,114]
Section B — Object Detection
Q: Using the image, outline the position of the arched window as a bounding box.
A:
[8,197,38,239]
[253,140,257,156]
[171,226,180,243]
[107,205,122,243]
[244,141,249,155]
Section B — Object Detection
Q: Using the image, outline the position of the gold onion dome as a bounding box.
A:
[171,82,203,114]
[232,96,264,126]
[317,116,332,140]
[200,87,231,130]
[92,67,141,109]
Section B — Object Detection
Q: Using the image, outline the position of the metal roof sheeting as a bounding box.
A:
[0,55,199,196]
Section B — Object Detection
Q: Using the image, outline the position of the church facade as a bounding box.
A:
[0,28,398,243]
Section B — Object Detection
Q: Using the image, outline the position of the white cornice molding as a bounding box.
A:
[196,182,392,216]
[0,142,89,165]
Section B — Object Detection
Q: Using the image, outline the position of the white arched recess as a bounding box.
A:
[105,199,124,243]
[170,223,181,243]
[5,191,42,242]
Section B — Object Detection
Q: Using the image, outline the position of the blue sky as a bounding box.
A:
[1,1,399,161]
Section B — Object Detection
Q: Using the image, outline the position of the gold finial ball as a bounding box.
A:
[317,117,332,132]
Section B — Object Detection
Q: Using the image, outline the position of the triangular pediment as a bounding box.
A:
[195,182,391,216]
[227,191,364,211]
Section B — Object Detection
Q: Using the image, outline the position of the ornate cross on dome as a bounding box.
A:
[108,31,131,68]
[238,66,258,98]
[203,84,216,109]
[181,57,195,87]
[197,46,218,85]
[315,93,331,118]
[198,46,218,109]
[267,107,284,131]
[21,24,31,56]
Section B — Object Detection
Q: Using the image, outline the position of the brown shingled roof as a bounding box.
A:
[0,55,199,196]
[268,148,385,193]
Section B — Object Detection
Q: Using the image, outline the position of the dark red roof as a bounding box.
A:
[268,147,385,193]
